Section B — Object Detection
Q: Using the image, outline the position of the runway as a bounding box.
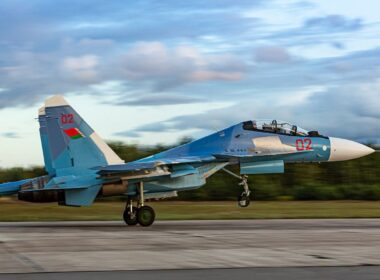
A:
[0,219,379,276]
[2,267,380,280]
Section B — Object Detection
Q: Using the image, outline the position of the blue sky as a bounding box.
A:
[0,0,379,167]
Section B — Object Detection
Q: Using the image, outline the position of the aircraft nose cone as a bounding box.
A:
[329,137,375,162]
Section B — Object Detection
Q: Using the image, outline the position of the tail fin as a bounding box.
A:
[38,106,56,176]
[41,95,123,174]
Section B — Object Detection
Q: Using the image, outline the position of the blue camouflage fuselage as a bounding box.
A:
[140,122,331,164]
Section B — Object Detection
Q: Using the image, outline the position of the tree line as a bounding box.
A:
[0,139,379,201]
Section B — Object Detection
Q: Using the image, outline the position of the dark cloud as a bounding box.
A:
[1,132,20,139]
[0,0,263,21]
[331,42,345,49]
[304,15,363,32]
[73,13,259,43]
[294,87,380,141]
[123,83,380,142]
[116,122,173,138]
[115,94,204,106]
[0,0,263,47]
[328,61,353,73]
[325,47,380,78]
[119,107,243,138]
[264,14,365,47]
[245,46,380,93]
[253,46,292,64]
[134,122,173,133]
[114,130,141,138]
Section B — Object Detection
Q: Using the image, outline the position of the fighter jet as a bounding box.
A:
[0,96,375,226]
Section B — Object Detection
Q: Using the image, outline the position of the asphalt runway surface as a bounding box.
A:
[1,267,380,280]
[0,219,380,279]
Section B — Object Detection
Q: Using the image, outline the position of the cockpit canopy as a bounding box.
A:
[242,120,322,137]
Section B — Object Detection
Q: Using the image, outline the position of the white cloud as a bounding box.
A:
[62,55,98,70]
[119,42,246,88]
[61,55,99,82]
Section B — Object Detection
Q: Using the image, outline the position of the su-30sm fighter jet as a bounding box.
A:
[0,96,375,226]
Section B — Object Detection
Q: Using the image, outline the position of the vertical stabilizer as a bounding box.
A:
[42,95,124,174]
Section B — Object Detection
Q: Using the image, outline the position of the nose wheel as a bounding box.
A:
[123,182,156,227]
[238,193,250,207]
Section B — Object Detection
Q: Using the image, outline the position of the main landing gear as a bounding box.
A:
[222,168,252,208]
[123,182,156,227]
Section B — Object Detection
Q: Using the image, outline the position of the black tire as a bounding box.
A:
[123,206,138,226]
[238,193,250,208]
[137,205,156,227]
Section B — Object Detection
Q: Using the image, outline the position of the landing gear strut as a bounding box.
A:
[238,175,250,208]
[123,182,156,227]
[222,168,252,208]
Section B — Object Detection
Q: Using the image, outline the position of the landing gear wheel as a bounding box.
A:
[137,205,156,227]
[123,206,138,226]
[238,193,250,208]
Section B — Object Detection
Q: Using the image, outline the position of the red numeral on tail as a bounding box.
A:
[61,114,74,124]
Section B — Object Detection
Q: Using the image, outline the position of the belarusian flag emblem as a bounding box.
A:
[64,128,84,139]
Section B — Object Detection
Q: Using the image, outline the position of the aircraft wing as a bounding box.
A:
[97,155,217,176]
[97,162,158,174]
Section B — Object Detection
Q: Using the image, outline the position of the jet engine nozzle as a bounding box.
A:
[328,137,375,162]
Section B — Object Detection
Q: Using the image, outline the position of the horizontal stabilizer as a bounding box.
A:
[0,179,32,196]
[64,184,102,206]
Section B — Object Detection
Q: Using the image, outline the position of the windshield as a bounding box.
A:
[242,119,310,136]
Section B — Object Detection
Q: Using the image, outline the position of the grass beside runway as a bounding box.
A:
[1,198,380,221]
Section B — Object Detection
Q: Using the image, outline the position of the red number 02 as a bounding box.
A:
[296,138,312,151]
[61,114,74,124]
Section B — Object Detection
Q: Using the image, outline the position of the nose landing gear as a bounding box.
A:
[222,168,252,208]
[238,175,251,208]
[123,182,156,227]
